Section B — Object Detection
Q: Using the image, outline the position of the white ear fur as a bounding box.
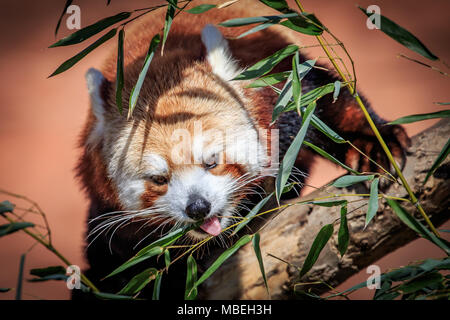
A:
[85,68,106,146]
[201,24,240,81]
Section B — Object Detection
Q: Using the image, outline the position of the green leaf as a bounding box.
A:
[398,272,443,294]
[128,34,161,117]
[219,13,298,27]
[292,55,316,114]
[246,71,291,88]
[106,224,192,278]
[0,288,11,293]
[0,200,15,214]
[333,81,341,103]
[308,200,347,207]
[386,199,450,254]
[30,266,66,278]
[258,0,289,12]
[195,235,252,287]
[331,175,375,188]
[338,205,349,256]
[54,0,73,36]
[424,138,450,183]
[232,193,273,235]
[252,233,270,297]
[106,247,163,279]
[185,255,198,300]
[280,13,323,36]
[365,177,380,228]
[275,102,315,202]
[311,115,346,144]
[304,142,359,174]
[50,12,131,47]
[271,74,293,122]
[161,0,177,53]
[164,250,171,270]
[152,272,162,300]
[358,6,438,61]
[118,268,157,295]
[236,20,280,39]
[0,222,34,237]
[186,4,216,14]
[282,82,336,113]
[388,110,450,125]
[16,254,26,300]
[300,224,334,277]
[28,274,68,282]
[93,292,139,300]
[233,44,298,80]
[115,29,125,114]
[49,28,117,77]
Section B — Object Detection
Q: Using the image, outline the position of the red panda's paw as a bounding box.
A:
[344,124,411,182]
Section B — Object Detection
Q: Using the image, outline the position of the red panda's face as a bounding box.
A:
[84,25,274,241]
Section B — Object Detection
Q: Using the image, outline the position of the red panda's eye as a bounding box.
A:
[151,175,168,185]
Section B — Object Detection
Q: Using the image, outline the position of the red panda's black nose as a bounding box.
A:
[186,195,211,221]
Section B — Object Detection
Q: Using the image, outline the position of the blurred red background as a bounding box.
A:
[0,0,449,300]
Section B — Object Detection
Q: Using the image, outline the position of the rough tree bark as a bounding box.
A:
[200,119,450,299]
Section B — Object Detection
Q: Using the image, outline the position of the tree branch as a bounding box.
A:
[200,119,450,299]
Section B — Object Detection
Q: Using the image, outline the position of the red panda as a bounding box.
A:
[75,0,410,299]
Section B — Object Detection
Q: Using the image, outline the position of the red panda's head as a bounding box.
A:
[81,25,276,243]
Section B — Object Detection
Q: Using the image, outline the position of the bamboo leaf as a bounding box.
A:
[299,224,333,277]
[338,204,349,256]
[93,292,139,300]
[271,73,293,122]
[219,13,298,27]
[331,175,375,188]
[195,235,252,287]
[0,288,11,293]
[118,268,157,295]
[282,82,335,113]
[236,20,280,39]
[275,102,315,202]
[308,200,347,207]
[365,177,379,228]
[105,224,193,278]
[185,255,198,300]
[246,71,290,88]
[0,222,34,237]
[54,0,73,36]
[164,250,171,270]
[358,6,438,61]
[49,28,117,77]
[233,44,298,80]
[386,199,450,254]
[128,34,161,117]
[304,142,359,174]
[280,13,323,36]
[424,138,450,183]
[161,0,177,54]
[30,266,66,278]
[292,55,316,114]
[252,233,270,297]
[0,200,14,214]
[16,254,26,300]
[152,272,162,300]
[258,0,289,11]
[388,110,450,125]
[333,81,341,103]
[50,12,131,47]
[311,115,346,144]
[232,193,273,235]
[398,272,443,294]
[115,29,125,114]
[187,4,216,14]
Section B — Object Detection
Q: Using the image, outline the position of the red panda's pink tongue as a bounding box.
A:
[199,216,221,236]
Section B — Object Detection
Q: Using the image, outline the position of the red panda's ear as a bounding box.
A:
[201,24,240,81]
[85,68,107,146]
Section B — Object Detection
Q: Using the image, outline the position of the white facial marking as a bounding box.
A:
[154,167,232,223]
[144,153,169,176]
